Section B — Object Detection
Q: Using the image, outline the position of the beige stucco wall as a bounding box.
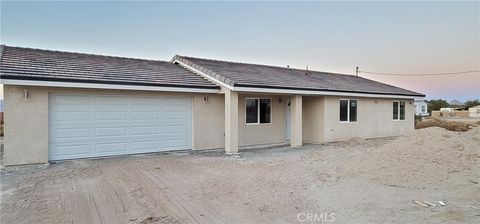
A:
[4,85,49,166]
[302,96,325,144]
[193,93,225,150]
[2,85,226,165]
[306,96,415,142]
[3,84,414,166]
[237,94,288,147]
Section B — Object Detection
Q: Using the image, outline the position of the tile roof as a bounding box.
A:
[174,55,425,97]
[0,45,218,89]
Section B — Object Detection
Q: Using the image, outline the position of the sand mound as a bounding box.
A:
[343,126,480,189]
[339,137,368,147]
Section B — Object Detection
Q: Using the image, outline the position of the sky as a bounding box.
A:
[1,1,479,102]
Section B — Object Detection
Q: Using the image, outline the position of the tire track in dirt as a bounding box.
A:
[141,170,272,224]
[140,170,223,224]
[122,169,198,223]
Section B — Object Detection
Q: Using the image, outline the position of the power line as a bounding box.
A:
[358,69,480,76]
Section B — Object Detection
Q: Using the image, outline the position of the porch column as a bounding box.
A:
[225,90,239,154]
[290,95,303,147]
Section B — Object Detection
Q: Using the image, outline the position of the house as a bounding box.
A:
[414,99,428,116]
[468,105,480,118]
[0,45,425,166]
[438,107,469,117]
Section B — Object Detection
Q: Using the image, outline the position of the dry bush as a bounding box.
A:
[415,118,478,132]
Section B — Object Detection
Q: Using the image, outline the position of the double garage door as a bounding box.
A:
[49,93,192,160]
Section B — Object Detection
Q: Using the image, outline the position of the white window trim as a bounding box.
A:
[393,100,406,121]
[245,97,273,125]
[339,99,358,123]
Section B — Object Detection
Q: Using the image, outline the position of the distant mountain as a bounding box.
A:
[450,100,463,106]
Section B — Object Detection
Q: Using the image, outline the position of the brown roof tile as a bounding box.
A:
[0,46,218,89]
[174,55,424,97]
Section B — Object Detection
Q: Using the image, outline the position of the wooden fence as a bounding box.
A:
[431,110,469,118]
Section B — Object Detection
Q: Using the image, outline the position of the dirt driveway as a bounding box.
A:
[1,127,479,224]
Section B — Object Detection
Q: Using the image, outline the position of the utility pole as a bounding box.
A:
[356,67,359,77]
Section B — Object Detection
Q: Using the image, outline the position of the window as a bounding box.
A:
[393,101,406,120]
[246,99,258,123]
[421,105,426,113]
[340,99,357,122]
[246,98,271,124]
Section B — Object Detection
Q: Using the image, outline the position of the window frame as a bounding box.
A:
[339,99,358,123]
[245,97,273,125]
[393,100,406,121]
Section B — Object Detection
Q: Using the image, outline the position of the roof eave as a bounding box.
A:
[232,84,425,99]
[0,76,221,93]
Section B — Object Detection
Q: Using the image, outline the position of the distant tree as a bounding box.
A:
[464,99,480,108]
[427,99,449,113]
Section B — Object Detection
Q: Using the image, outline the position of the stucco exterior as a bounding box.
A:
[3,84,416,166]
[192,93,225,150]
[302,96,326,144]
[4,85,49,166]
[237,94,288,147]
[302,96,415,143]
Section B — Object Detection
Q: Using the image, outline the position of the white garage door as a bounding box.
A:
[49,93,192,160]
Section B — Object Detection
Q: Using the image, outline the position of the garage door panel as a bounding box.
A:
[130,126,160,135]
[54,111,92,121]
[163,125,188,135]
[95,111,128,120]
[54,95,91,105]
[130,111,160,120]
[49,93,192,160]
[163,111,188,120]
[95,96,127,105]
[130,97,160,106]
[95,142,128,154]
[55,127,91,138]
[130,140,160,151]
[162,138,189,148]
[52,143,92,157]
[95,127,128,137]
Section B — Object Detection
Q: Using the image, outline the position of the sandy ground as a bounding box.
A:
[1,127,479,224]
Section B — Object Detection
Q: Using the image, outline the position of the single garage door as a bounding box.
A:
[49,93,192,160]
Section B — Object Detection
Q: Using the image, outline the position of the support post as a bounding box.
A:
[290,95,303,147]
[224,90,239,154]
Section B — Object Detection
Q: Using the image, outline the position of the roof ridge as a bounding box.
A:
[173,55,236,86]
[2,45,168,64]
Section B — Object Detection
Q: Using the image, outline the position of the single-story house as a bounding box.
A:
[468,105,480,118]
[414,99,429,116]
[0,45,425,166]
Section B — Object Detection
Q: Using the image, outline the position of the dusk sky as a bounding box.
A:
[1,1,479,102]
